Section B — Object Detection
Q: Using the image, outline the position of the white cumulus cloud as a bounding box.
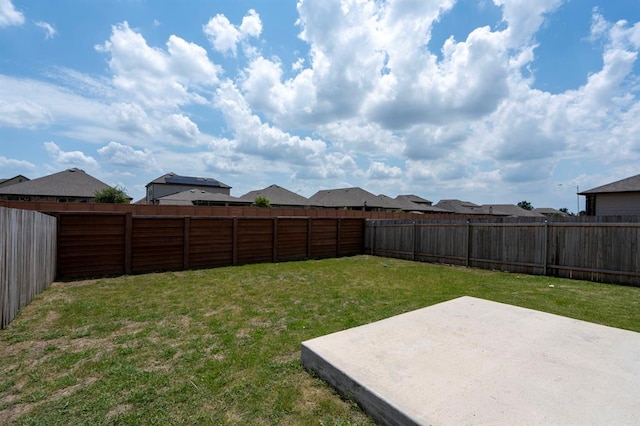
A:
[203,9,262,56]
[0,0,23,27]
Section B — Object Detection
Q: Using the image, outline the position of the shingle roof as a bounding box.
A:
[308,187,400,209]
[580,174,640,194]
[434,199,487,214]
[156,189,250,205]
[147,172,231,189]
[0,168,111,198]
[240,184,310,207]
[533,207,567,217]
[396,194,432,205]
[482,204,546,217]
[394,196,451,213]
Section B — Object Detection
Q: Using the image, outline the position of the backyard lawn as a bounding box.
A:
[1,255,639,425]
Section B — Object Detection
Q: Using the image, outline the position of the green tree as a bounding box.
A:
[254,195,271,208]
[93,186,130,204]
[558,207,575,217]
[517,200,533,211]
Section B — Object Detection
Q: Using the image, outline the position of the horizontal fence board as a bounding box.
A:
[53,213,364,279]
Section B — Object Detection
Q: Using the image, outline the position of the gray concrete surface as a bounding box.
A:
[301,296,640,425]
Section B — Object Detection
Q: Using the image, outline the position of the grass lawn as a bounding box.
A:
[1,255,639,425]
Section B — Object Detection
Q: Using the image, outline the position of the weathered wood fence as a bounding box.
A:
[53,213,365,280]
[366,219,640,286]
[1,207,57,329]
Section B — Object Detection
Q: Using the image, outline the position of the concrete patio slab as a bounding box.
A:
[301,296,640,425]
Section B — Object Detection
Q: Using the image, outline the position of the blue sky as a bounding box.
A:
[1,0,640,212]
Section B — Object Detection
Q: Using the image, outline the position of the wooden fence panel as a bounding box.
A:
[339,218,365,256]
[188,218,234,269]
[57,213,125,278]
[311,219,338,258]
[131,217,185,274]
[1,207,56,329]
[469,224,545,274]
[366,219,640,286]
[416,223,467,266]
[236,218,274,265]
[277,218,309,261]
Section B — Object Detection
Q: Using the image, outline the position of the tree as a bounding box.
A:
[93,186,130,204]
[517,200,533,211]
[254,195,271,208]
[558,207,575,217]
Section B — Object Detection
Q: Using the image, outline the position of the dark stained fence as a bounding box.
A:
[366,219,640,286]
[55,213,364,280]
[1,207,57,329]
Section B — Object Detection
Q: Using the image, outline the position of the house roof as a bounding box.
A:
[533,207,567,217]
[147,172,231,189]
[0,175,30,188]
[393,195,451,213]
[309,187,400,209]
[240,184,310,206]
[580,174,640,194]
[434,199,488,215]
[396,194,432,205]
[156,189,250,205]
[482,204,546,217]
[0,168,112,198]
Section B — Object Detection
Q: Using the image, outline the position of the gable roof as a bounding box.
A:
[147,172,231,189]
[434,199,487,215]
[240,184,310,207]
[0,168,112,198]
[309,187,400,209]
[156,189,250,205]
[0,175,30,188]
[580,174,640,194]
[394,196,451,213]
[396,194,432,205]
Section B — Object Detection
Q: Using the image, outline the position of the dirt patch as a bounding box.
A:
[105,403,133,421]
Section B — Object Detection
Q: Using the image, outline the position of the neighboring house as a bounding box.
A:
[156,189,251,207]
[240,184,311,208]
[434,199,488,215]
[394,195,452,214]
[0,168,116,202]
[579,173,640,216]
[533,207,567,218]
[0,175,29,188]
[146,172,231,205]
[308,187,401,211]
[481,204,546,218]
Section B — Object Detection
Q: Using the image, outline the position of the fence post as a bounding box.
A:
[466,220,471,267]
[543,219,548,276]
[124,212,132,275]
[183,216,190,270]
[371,221,376,256]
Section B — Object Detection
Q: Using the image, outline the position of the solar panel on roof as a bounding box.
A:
[165,176,226,187]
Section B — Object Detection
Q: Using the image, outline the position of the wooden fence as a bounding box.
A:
[54,213,365,280]
[1,207,57,329]
[366,219,640,286]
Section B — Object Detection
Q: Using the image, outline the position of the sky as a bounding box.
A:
[1,0,640,212]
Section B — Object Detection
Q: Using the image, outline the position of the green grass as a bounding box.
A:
[1,255,639,425]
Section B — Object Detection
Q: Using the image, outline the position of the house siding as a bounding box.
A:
[595,193,640,216]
